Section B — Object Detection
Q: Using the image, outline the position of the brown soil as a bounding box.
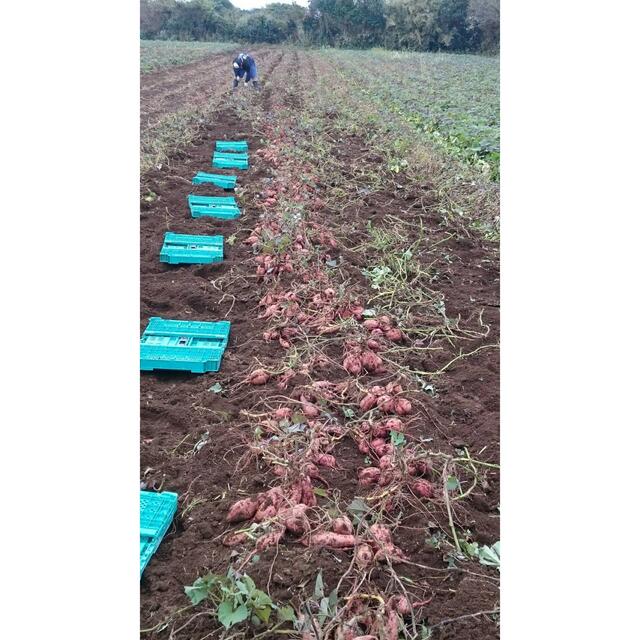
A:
[141,50,499,640]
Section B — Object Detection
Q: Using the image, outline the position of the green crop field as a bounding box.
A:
[140,40,239,73]
[322,49,500,180]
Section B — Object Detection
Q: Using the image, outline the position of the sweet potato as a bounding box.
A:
[361,351,384,373]
[369,523,393,546]
[366,339,382,351]
[302,402,320,419]
[385,382,403,395]
[254,504,277,522]
[248,369,270,385]
[356,438,371,455]
[332,516,354,535]
[314,453,336,469]
[410,479,434,498]
[363,319,380,330]
[370,438,392,458]
[370,385,386,396]
[222,531,250,547]
[280,504,310,535]
[226,498,259,523]
[383,609,399,640]
[305,532,357,548]
[407,459,432,477]
[358,467,381,486]
[377,394,395,413]
[344,354,364,375]
[378,454,394,470]
[388,595,412,616]
[355,544,374,569]
[300,477,317,506]
[385,328,403,343]
[393,398,412,415]
[256,525,285,551]
[360,393,377,412]
[274,407,293,420]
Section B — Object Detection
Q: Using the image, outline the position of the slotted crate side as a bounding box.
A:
[190,204,241,219]
[213,151,249,160]
[212,157,249,170]
[160,247,224,265]
[192,172,237,189]
[140,345,225,373]
[143,317,230,342]
[188,195,237,207]
[215,140,248,152]
[163,232,224,247]
[140,491,178,576]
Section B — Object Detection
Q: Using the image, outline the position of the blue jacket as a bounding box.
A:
[233,53,256,74]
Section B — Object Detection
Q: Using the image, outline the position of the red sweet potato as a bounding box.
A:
[222,531,250,547]
[256,526,285,551]
[332,516,354,535]
[377,394,395,413]
[344,354,364,375]
[314,453,336,469]
[280,504,310,535]
[226,498,259,523]
[360,393,377,412]
[274,407,293,420]
[248,369,270,385]
[410,479,434,498]
[361,351,384,373]
[366,339,382,351]
[393,398,412,415]
[305,532,357,548]
[385,328,403,343]
[358,467,381,486]
[355,544,374,569]
[363,319,380,330]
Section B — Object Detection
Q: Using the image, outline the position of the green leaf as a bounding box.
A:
[362,308,377,317]
[277,605,297,624]
[313,487,328,498]
[217,601,249,629]
[478,541,500,569]
[390,430,406,447]
[341,406,355,418]
[328,588,338,610]
[226,234,237,246]
[208,382,223,393]
[184,573,215,605]
[446,476,460,492]
[314,571,324,599]
[254,605,272,624]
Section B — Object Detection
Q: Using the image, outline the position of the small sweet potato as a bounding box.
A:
[385,328,403,343]
[355,544,374,569]
[361,351,384,373]
[393,398,412,415]
[280,504,310,535]
[305,532,357,548]
[332,516,354,535]
[377,394,395,413]
[360,393,377,412]
[226,498,259,523]
[302,402,320,419]
[358,467,381,486]
[222,531,250,547]
[248,369,270,385]
[410,479,434,498]
[274,407,293,420]
[314,453,336,469]
[344,354,363,375]
[256,525,285,551]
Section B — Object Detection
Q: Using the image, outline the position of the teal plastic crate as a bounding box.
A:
[188,194,237,207]
[160,232,224,264]
[192,172,237,190]
[140,490,178,577]
[216,140,248,152]
[188,194,241,219]
[212,151,248,170]
[191,204,241,220]
[140,317,231,373]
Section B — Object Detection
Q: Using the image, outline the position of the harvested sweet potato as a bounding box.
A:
[226,498,259,523]
[344,354,364,375]
[305,532,357,548]
[355,544,374,568]
[393,398,412,415]
[361,351,384,373]
[274,407,293,420]
[248,369,270,385]
[363,319,380,330]
[222,531,250,547]
[256,525,285,551]
[280,504,310,535]
[385,328,403,343]
[314,453,336,468]
[358,467,381,486]
[332,516,354,535]
[410,479,434,498]
[360,393,377,412]
[302,402,320,418]
[377,394,395,413]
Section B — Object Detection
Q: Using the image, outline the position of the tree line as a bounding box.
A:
[141,0,499,53]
